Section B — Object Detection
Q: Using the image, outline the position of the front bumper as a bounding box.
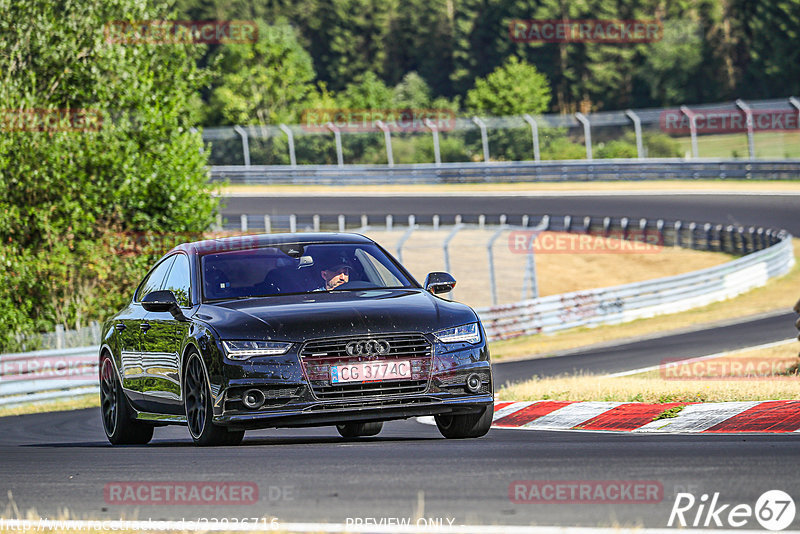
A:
[216,393,494,430]
[213,331,493,430]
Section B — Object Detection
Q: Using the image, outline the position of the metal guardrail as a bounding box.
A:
[0,346,98,406]
[0,218,793,406]
[477,222,794,341]
[210,159,800,185]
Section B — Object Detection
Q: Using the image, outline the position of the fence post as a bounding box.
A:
[55,325,65,350]
[264,215,271,233]
[735,99,755,159]
[338,214,345,232]
[442,224,464,300]
[326,122,344,167]
[472,116,490,163]
[674,221,682,248]
[790,97,800,133]
[625,109,644,159]
[375,120,394,167]
[386,215,393,231]
[360,214,368,230]
[312,214,320,232]
[680,106,699,158]
[289,214,297,233]
[240,214,248,232]
[396,224,416,264]
[432,215,440,231]
[522,114,541,162]
[215,213,223,232]
[425,119,441,166]
[233,125,251,167]
[574,112,593,160]
[278,124,297,167]
[478,214,486,229]
[487,225,509,306]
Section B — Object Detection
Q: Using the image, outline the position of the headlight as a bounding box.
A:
[222,340,293,360]
[434,323,481,344]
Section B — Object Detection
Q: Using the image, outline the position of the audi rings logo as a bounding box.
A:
[346,340,390,357]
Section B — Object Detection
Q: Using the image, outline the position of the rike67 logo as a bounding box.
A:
[669,490,796,531]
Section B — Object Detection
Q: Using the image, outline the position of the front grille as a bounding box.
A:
[299,333,432,400]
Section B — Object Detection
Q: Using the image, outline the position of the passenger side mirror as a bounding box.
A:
[424,272,456,295]
[141,290,187,321]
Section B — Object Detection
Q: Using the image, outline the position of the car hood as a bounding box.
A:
[196,289,478,341]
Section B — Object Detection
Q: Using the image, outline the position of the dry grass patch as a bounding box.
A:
[499,341,800,403]
[0,393,98,418]
[490,240,800,361]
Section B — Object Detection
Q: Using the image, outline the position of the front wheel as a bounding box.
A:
[336,421,383,438]
[435,403,493,439]
[100,356,154,445]
[184,352,245,446]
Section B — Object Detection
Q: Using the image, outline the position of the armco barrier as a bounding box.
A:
[0,219,794,406]
[478,234,793,340]
[211,159,800,185]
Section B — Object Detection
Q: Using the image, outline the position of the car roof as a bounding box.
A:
[170,232,375,256]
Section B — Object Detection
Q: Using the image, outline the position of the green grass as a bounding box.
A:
[674,131,800,159]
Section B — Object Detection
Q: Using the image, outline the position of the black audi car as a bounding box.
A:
[100,233,493,446]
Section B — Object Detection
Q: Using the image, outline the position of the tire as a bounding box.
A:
[336,421,383,438]
[435,402,493,439]
[100,355,154,445]
[184,352,245,446]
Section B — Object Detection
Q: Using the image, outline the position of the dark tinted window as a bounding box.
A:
[163,254,192,307]
[135,255,176,303]
[201,243,413,301]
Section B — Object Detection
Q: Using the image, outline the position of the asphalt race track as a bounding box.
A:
[0,191,798,529]
[2,394,799,528]
[223,193,800,234]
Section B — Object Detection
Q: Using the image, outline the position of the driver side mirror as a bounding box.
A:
[424,272,456,295]
[141,290,188,321]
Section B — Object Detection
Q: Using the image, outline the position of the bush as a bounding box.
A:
[0,0,218,350]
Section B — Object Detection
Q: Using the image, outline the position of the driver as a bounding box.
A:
[314,255,352,291]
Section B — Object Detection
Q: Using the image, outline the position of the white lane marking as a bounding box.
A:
[606,338,798,378]
[2,519,788,533]
[634,402,761,433]
[224,190,800,198]
[521,402,623,429]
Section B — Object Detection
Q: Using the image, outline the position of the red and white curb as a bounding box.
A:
[420,400,800,433]
[489,400,800,433]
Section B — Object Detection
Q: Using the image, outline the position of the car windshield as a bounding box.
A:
[201,243,415,301]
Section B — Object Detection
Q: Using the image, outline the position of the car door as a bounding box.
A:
[139,253,192,414]
[126,255,176,411]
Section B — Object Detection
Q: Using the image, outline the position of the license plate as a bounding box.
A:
[330,360,411,384]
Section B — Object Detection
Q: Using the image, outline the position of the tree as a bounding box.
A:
[0,0,217,348]
[466,56,551,116]
[207,19,317,125]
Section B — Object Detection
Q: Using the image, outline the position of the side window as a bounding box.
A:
[163,254,192,307]
[135,255,176,303]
